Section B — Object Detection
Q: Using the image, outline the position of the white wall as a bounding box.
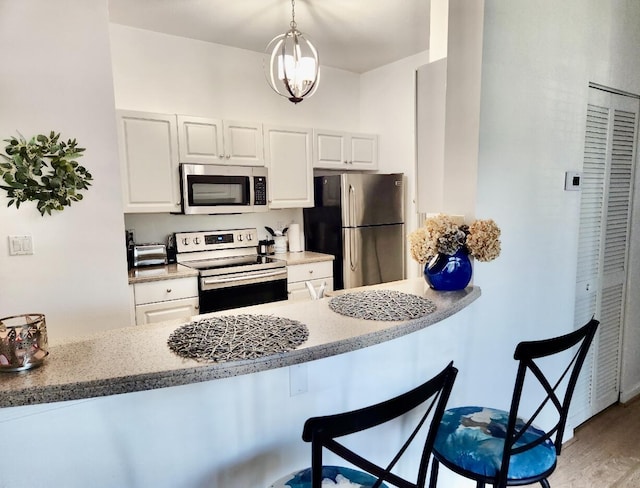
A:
[109,24,362,129]
[0,0,130,342]
[474,0,640,415]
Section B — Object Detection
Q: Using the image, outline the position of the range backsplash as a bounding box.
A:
[124,208,303,246]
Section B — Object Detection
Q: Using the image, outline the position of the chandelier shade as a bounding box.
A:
[264,0,320,104]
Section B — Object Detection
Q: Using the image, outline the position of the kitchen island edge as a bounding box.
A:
[0,278,480,408]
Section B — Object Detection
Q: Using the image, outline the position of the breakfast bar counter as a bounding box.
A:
[0,279,479,408]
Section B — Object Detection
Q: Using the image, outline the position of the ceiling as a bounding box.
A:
[107,0,430,74]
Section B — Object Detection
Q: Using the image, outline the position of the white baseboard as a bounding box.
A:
[620,383,640,403]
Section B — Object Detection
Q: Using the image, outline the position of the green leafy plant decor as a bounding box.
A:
[0,131,92,216]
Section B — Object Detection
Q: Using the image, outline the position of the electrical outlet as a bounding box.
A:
[8,235,33,256]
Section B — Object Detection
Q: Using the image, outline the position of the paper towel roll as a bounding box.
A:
[288,224,301,252]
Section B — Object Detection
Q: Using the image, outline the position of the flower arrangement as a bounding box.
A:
[409,214,501,264]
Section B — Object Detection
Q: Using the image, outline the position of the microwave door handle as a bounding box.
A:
[248,174,254,206]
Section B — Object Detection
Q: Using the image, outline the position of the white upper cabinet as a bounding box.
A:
[177,115,264,166]
[177,115,223,164]
[264,125,314,208]
[117,110,181,213]
[349,133,379,169]
[313,129,378,170]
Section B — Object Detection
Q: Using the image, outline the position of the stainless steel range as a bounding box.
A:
[175,228,287,314]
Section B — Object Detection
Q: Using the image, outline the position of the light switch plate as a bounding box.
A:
[8,235,33,255]
[289,363,308,396]
[565,171,582,191]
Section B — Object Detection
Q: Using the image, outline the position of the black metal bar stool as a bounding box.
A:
[428,318,599,488]
[269,362,458,488]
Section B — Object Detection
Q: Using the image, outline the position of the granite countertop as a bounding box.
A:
[272,251,334,265]
[128,263,198,284]
[0,279,480,408]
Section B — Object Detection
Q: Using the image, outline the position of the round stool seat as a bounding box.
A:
[269,465,389,487]
[434,406,557,482]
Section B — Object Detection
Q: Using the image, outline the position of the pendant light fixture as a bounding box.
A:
[265,0,320,104]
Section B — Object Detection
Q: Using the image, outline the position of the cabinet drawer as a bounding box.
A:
[133,277,198,305]
[287,261,333,283]
[135,297,199,325]
[288,278,334,301]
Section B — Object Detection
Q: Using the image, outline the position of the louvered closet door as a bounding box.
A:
[571,87,639,427]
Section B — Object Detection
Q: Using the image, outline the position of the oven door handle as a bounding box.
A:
[201,269,286,286]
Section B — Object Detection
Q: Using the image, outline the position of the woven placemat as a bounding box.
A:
[329,290,436,321]
[167,314,308,363]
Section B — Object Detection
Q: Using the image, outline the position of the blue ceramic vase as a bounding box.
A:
[424,248,472,291]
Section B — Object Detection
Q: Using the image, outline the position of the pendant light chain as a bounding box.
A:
[290,0,297,30]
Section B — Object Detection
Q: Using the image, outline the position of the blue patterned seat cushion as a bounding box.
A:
[269,465,389,487]
[433,406,557,481]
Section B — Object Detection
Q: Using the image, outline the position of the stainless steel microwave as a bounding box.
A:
[180,164,268,214]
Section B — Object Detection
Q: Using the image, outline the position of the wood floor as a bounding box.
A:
[547,396,640,487]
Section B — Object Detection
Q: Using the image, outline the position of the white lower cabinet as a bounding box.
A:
[133,277,199,325]
[135,298,199,325]
[287,261,334,301]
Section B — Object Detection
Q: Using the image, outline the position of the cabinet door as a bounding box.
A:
[313,130,348,169]
[313,130,379,170]
[349,133,378,170]
[117,110,181,213]
[264,125,313,208]
[223,120,264,166]
[287,261,333,283]
[133,277,198,305]
[288,278,334,301]
[177,115,224,164]
[135,297,199,325]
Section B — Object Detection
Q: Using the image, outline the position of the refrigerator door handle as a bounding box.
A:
[348,184,356,227]
[350,229,358,272]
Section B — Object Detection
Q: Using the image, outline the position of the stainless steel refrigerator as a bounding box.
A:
[303,173,405,290]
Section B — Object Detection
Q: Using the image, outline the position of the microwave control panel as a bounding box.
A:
[254,176,267,206]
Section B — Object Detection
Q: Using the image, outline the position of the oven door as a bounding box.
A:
[199,268,288,313]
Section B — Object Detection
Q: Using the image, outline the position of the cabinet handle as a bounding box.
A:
[166,288,172,293]
[308,270,314,274]
[195,305,199,310]
[226,154,231,159]
[219,154,224,159]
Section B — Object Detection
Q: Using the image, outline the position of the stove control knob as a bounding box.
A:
[182,238,189,246]
[194,237,201,245]
[246,233,253,241]
[237,234,244,242]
